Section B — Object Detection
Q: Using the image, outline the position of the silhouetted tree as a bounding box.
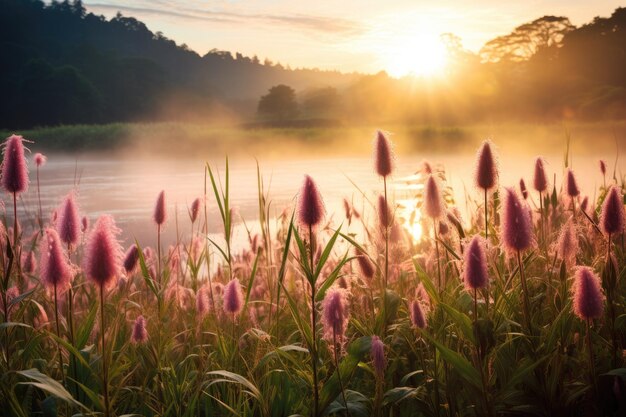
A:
[258,85,298,120]
[480,16,575,62]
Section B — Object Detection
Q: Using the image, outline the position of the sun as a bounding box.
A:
[386,33,448,78]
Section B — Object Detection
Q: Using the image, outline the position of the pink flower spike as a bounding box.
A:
[83,215,122,290]
[374,130,393,178]
[298,175,325,228]
[572,266,604,321]
[2,134,29,195]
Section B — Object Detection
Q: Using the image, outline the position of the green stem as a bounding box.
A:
[54,284,65,385]
[309,225,319,417]
[100,284,110,417]
[517,250,532,336]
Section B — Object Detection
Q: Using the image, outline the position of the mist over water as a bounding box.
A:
[15,142,624,252]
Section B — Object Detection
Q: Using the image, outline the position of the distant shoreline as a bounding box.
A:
[2,120,625,159]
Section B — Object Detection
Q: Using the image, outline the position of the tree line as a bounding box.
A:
[1,0,625,129]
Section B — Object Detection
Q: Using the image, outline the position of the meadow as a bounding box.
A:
[0,129,625,417]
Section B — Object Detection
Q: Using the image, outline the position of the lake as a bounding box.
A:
[11,142,623,255]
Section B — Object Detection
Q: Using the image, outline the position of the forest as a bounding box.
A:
[1,0,625,128]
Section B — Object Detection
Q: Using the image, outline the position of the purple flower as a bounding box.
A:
[83,215,122,290]
[2,134,29,195]
[572,266,604,320]
[463,235,489,290]
[501,187,534,255]
[374,130,393,177]
[600,186,625,236]
[475,140,498,191]
[298,175,325,228]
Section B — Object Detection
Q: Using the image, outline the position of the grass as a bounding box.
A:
[0,132,625,416]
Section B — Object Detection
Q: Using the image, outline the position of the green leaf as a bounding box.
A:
[421,333,482,391]
[17,369,87,410]
[440,303,475,344]
[314,225,342,279]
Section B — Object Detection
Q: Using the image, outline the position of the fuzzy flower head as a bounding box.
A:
[2,134,29,195]
[321,288,350,349]
[34,153,46,167]
[572,266,604,321]
[83,215,122,290]
[57,192,81,247]
[355,249,375,282]
[424,174,445,219]
[22,250,37,275]
[600,186,625,236]
[81,216,89,233]
[40,228,74,292]
[410,299,427,329]
[475,140,498,191]
[501,187,534,255]
[190,197,201,223]
[533,157,548,193]
[131,315,148,344]
[374,130,393,178]
[599,159,607,176]
[123,244,140,275]
[565,168,580,199]
[196,287,209,316]
[153,190,167,226]
[377,195,392,229]
[519,178,528,200]
[297,175,325,228]
[371,335,386,378]
[463,235,490,291]
[556,218,578,267]
[223,278,243,316]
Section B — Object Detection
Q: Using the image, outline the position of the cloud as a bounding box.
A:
[86,2,364,36]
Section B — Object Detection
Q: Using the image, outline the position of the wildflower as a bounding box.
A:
[475,140,498,191]
[410,299,427,329]
[22,250,37,275]
[501,187,533,254]
[533,157,548,193]
[355,249,375,281]
[81,216,89,233]
[371,336,386,377]
[2,134,29,195]
[463,235,489,290]
[556,218,578,267]
[322,288,350,348]
[34,152,46,167]
[600,186,625,236]
[424,174,445,219]
[196,287,209,316]
[374,130,393,177]
[40,228,73,293]
[572,267,604,320]
[599,160,607,176]
[153,190,167,226]
[223,278,243,316]
[520,178,528,200]
[298,175,325,228]
[565,168,580,199]
[57,192,81,247]
[123,244,140,275]
[377,195,392,228]
[190,197,201,223]
[83,215,122,290]
[131,315,148,344]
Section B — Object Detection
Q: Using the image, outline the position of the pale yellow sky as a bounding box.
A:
[84,1,625,73]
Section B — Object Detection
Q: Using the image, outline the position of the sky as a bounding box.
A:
[83,0,625,74]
